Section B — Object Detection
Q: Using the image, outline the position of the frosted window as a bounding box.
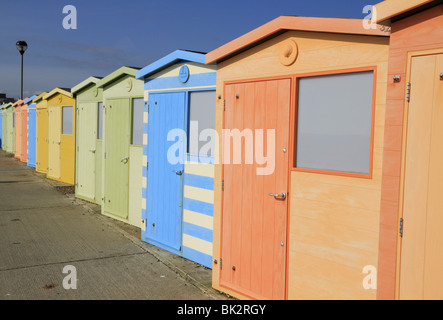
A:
[188,91,216,156]
[296,71,374,175]
[62,106,73,135]
[132,98,144,145]
[97,102,103,140]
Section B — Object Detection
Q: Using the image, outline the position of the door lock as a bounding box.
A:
[172,170,183,175]
[121,157,129,164]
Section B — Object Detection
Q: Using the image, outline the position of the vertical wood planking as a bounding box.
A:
[400,55,435,299]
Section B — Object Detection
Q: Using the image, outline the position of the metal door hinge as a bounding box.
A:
[399,218,404,237]
[221,180,224,191]
[222,100,225,111]
[220,258,222,270]
[406,82,411,102]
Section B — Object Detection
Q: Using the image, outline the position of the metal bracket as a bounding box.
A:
[399,218,404,237]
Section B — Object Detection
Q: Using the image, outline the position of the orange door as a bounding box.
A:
[400,53,443,299]
[221,78,291,300]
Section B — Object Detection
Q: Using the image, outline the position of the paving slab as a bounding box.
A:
[0,150,230,300]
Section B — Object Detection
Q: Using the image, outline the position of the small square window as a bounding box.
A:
[132,98,144,145]
[188,91,216,157]
[97,102,103,140]
[295,70,374,176]
[62,106,73,135]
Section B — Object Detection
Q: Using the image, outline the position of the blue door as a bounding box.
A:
[143,92,186,253]
[27,107,37,167]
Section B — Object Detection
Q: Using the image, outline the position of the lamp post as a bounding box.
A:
[16,40,28,100]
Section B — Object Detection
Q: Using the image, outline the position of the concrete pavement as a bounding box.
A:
[0,150,230,300]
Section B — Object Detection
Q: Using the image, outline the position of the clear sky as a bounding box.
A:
[0,0,379,100]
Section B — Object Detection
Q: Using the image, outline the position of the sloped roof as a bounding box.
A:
[96,66,140,88]
[373,0,440,23]
[33,92,48,103]
[205,16,390,64]
[136,50,208,79]
[24,95,38,105]
[71,76,102,94]
[42,88,73,100]
[13,99,28,108]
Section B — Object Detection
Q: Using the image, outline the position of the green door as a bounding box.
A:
[104,98,131,219]
[76,102,98,201]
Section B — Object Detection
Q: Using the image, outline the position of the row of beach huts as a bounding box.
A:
[1,0,442,300]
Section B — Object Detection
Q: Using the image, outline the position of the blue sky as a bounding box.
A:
[0,0,379,100]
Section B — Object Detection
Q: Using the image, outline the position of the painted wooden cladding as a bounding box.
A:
[76,102,98,201]
[375,4,443,300]
[139,53,217,268]
[128,145,143,228]
[221,79,290,300]
[103,98,131,219]
[211,30,389,300]
[398,53,443,299]
[27,104,37,167]
[44,90,76,184]
[182,160,215,267]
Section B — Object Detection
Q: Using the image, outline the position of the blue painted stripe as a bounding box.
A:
[183,222,213,243]
[145,73,216,91]
[182,246,212,269]
[186,153,215,164]
[183,198,213,217]
[184,173,214,191]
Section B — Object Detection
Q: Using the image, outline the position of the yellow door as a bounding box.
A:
[60,105,75,184]
[36,108,49,173]
[400,53,443,300]
[48,107,61,180]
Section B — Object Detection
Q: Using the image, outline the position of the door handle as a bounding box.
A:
[89,150,96,154]
[269,192,286,200]
[172,170,183,175]
[121,157,129,164]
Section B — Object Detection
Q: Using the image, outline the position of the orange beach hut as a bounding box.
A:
[206,16,390,300]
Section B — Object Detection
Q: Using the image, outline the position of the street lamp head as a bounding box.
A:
[16,40,28,55]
